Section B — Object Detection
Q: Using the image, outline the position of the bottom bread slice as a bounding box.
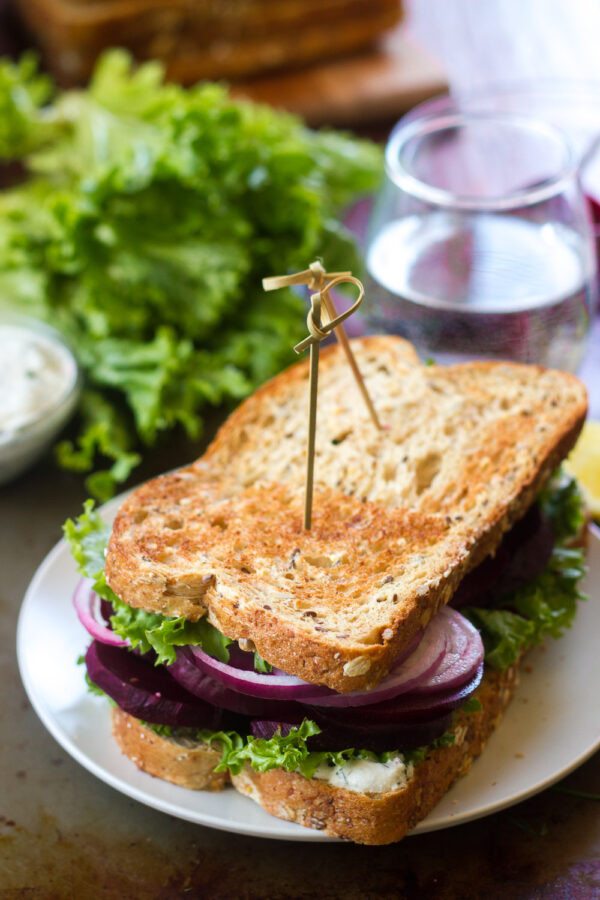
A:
[231,664,520,844]
[110,662,519,841]
[111,708,229,791]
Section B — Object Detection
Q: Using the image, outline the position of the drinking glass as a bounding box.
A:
[365,110,596,370]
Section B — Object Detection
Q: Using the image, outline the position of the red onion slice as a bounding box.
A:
[188,610,457,707]
[411,608,483,695]
[304,611,450,708]
[187,630,424,702]
[73,579,128,647]
[187,645,335,700]
[386,662,484,719]
[169,647,305,719]
[312,662,484,730]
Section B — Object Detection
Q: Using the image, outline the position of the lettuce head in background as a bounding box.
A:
[0,50,383,498]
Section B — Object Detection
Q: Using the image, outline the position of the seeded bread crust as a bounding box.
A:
[105,337,587,692]
[111,707,228,791]
[231,662,520,845]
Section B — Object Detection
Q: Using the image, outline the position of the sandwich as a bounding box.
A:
[65,336,589,845]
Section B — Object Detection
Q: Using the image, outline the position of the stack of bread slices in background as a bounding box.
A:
[17,0,402,86]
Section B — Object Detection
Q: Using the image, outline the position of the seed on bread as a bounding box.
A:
[343,656,371,677]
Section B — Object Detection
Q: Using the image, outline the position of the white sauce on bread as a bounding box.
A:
[312,756,414,793]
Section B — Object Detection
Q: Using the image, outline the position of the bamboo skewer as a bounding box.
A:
[263,261,381,529]
[304,290,322,531]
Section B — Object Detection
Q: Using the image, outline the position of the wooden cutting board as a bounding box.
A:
[231,24,447,127]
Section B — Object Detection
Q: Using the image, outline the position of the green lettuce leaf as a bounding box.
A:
[199,720,394,778]
[202,720,324,777]
[63,498,113,582]
[194,719,460,777]
[253,651,273,674]
[511,546,586,639]
[538,469,586,544]
[465,607,537,671]
[460,696,483,715]
[465,471,587,670]
[0,53,54,158]
[108,595,232,665]
[0,50,383,497]
[63,501,231,665]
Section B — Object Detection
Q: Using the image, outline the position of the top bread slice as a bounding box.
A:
[105,336,587,693]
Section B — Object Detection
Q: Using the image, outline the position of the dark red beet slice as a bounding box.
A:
[100,599,114,624]
[451,504,554,608]
[251,711,455,753]
[86,641,236,729]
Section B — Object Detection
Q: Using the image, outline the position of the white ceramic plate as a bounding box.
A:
[16,501,600,842]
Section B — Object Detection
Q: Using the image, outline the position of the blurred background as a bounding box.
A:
[0,0,445,127]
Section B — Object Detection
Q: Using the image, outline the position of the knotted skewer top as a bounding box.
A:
[263,261,383,528]
[293,272,364,354]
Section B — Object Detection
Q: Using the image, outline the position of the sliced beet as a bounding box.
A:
[451,503,554,608]
[85,640,239,729]
[100,598,114,624]
[311,711,454,752]
[251,712,454,753]
[251,717,307,741]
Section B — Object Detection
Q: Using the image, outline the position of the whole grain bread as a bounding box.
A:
[204,337,586,526]
[105,337,587,692]
[111,707,228,790]
[231,662,521,844]
[107,475,470,691]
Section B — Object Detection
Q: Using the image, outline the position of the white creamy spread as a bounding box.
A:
[0,324,77,437]
[312,756,414,793]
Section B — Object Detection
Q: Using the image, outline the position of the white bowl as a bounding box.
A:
[0,314,81,485]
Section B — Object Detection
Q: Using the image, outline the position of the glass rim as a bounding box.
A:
[385,110,577,211]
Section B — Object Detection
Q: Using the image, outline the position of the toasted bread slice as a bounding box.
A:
[105,337,587,692]
[204,337,586,525]
[231,662,520,845]
[111,708,228,791]
[107,477,471,691]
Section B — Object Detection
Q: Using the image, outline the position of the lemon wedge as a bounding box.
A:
[563,420,600,520]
